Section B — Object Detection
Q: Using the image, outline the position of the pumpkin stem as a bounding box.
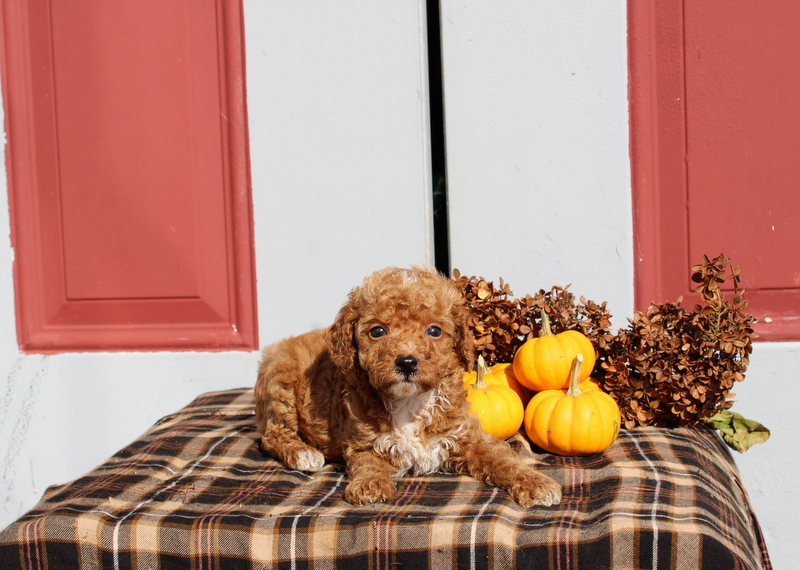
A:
[565,354,584,397]
[474,355,490,389]
[540,308,555,337]
[477,354,491,376]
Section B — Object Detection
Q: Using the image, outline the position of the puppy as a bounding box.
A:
[254,266,561,507]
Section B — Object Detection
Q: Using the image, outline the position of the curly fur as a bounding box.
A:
[254,266,561,507]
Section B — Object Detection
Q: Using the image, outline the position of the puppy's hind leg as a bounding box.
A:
[255,351,326,473]
[259,420,326,472]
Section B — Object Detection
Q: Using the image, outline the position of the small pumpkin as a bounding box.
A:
[513,309,596,392]
[572,377,602,394]
[466,356,525,440]
[463,359,533,407]
[523,354,620,456]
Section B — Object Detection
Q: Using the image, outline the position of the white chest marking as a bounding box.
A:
[373,390,459,477]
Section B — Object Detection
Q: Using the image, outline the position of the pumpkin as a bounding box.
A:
[463,359,533,407]
[573,377,602,394]
[466,356,525,440]
[512,309,596,392]
[523,354,620,456]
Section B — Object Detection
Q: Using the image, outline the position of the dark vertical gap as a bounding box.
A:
[426,0,450,276]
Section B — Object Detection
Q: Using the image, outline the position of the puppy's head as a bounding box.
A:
[327,266,475,400]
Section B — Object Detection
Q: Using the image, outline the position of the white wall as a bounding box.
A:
[1,2,796,568]
[247,0,437,340]
[441,1,633,324]
[725,341,800,569]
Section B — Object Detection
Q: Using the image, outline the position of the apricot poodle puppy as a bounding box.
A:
[254,266,561,507]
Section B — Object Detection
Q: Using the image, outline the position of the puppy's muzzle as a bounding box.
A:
[395,355,418,378]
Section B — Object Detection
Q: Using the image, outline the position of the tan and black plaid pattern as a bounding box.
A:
[1,388,771,569]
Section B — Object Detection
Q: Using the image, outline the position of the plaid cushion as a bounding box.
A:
[0,388,771,569]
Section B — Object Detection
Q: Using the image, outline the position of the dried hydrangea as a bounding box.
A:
[451,270,529,366]
[599,254,755,428]
[453,253,755,430]
[451,270,613,366]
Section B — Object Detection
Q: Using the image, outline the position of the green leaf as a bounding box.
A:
[705,410,770,453]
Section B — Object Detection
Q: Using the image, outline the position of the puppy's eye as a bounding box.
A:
[369,326,387,339]
[426,326,442,338]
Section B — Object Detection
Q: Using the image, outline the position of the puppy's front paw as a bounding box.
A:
[294,448,326,472]
[266,437,326,473]
[508,471,562,508]
[344,476,396,506]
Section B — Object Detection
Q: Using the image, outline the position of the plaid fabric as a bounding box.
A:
[1,388,771,570]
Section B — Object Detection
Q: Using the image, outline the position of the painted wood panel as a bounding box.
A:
[630,0,800,340]
[440,2,633,321]
[1,0,257,352]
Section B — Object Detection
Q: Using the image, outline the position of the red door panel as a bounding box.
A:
[1,0,257,352]
[54,1,206,301]
[685,2,800,295]
[630,0,800,340]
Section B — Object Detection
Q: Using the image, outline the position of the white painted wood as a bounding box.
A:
[440,1,633,326]
[247,0,436,341]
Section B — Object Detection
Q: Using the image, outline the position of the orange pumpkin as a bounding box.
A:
[523,354,620,456]
[572,377,602,394]
[512,309,596,392]
[465,356,525,440]
[463,359,533,407]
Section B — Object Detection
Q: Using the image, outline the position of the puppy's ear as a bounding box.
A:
[451,301,476,372]
[326,299,359,375]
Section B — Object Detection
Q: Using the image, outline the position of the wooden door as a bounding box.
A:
[1,0,257,352]
[630,0,800,340]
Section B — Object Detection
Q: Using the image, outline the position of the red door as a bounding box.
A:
[1,0,257,352]
[629,0,800,340]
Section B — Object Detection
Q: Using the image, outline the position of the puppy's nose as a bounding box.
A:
[395,355,418,376]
